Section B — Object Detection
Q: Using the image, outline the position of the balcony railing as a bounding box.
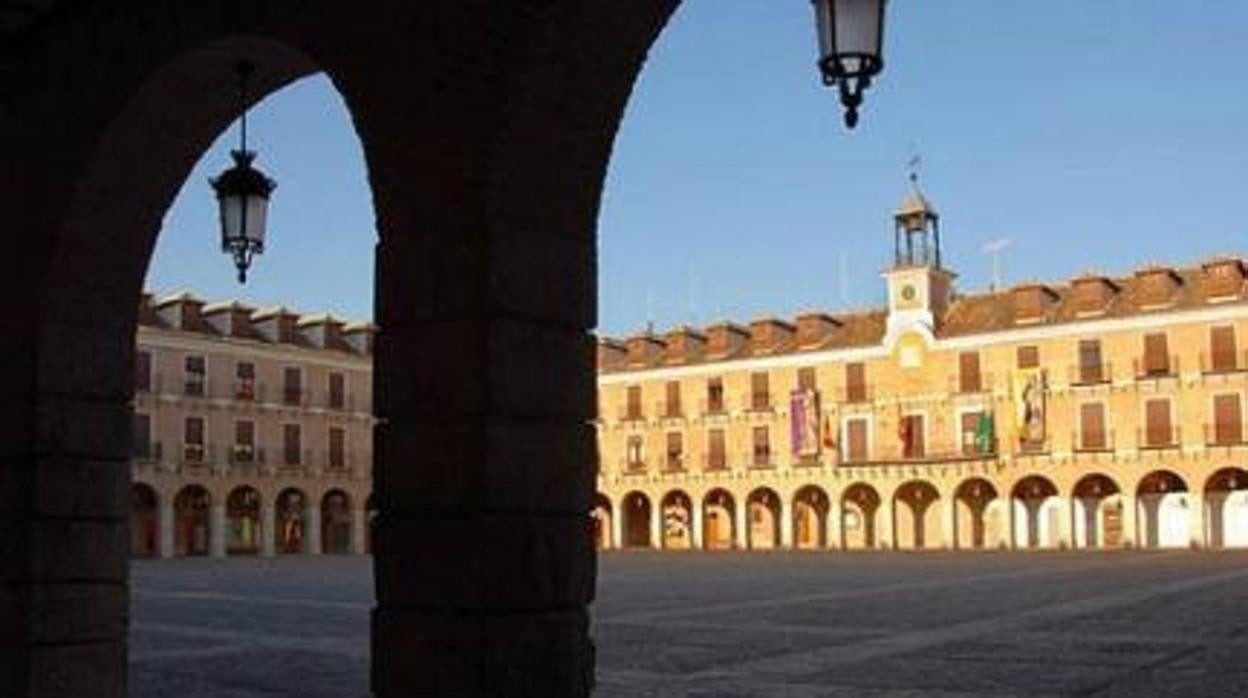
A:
[663,454,685,473]
[621,458,647,475]
[654,401,684,420]
[184,378,207,398]
[1070,362,1113,386]
[747,450,773,469]
[743,394,772,412]
[1072,430,1115,453]
[281,387,310,407]
[1138,426,1181,450]
[950,373,994,395]
[838,385,874,404]
[618,406,645,422]
[228,444,266,465]
[1133,356,1180,380]
[1200,350,1248,375]
[1205,424,1247,447]
[836,446,997,467]
[702,453,728,472]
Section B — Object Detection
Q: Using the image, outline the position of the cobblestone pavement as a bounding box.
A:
[132,551,1248,697]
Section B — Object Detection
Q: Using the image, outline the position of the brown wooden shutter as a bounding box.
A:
[751,372,770,409]
[1211,326,1237,372]
[959,352,982,392]
[1143,333,1169,375]
[665,381,681,416]
[706,377,724,412]
[185,417,204,445]
[798,367,817,391]
[708,429,726,469]
[1080,403,1106,450]
[284,424,301,464]
[846,362,866,402]
[1017,345,1039,369]
[235,420,254,446]
[1145,399,1171,446]
[329,427,345,467]
[626,385,642,419]
[1079,340,1103,383]
[1214,394,1242,444]
[284,367,302,404]
[961,412,980,454]
[329,372,346,408]
[752,426,770,464]
[847,419,867,461]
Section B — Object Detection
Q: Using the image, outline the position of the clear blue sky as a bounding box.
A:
[150,1,1248,335]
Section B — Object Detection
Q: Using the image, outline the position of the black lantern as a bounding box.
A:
[210,61,276,283]
[812,0,887,129]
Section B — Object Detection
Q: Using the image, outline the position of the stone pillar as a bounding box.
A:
[209,504,227,558]
[352,508,368,555]
[942,498,957,550]
[649,503,662,550]
[610,506,623,550]
[1121,494,1138,549]
[691,501,704,550]
[735,501,750,549]
[877,500,895,551]
[260,498,276,558]
[1057,498,1073,550]
[826,500,842,550]
[780,497,794,549]
[304,504,322,555]
[1189,492,1205,549]
[159,500,176,559]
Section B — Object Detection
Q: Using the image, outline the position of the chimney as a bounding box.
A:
[252,307,300,344]
[662,327,707,364]
[1070,274,1118,316]
[1201,256,1245,301]
[795,312,840,348]
[597,338,627,372]
[155,291,205,331]
[1133,264,1182,308]
[1010,282,1058,324]
[705,322,749,358]
[748,317,795,354]
[342,323,376,356]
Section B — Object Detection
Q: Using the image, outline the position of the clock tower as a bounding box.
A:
[884,172,956,341]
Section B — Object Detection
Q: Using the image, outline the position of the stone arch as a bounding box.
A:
[621,491,654,549]
[660,490,694,550]
[2,0,679,693]
[893,480,941,550]
[1137,469,1192,549]
[1010,475,1061,549]
[276,487,311,554]
[792,485,830,550]
[322,489,353,555]
[746,487,782,550]
[702,489,737,551]
[953,478,1000,550]
[1205,467,1248,548]
[225,486,263,556]
[1071,474,1123,549]
[841,483,881,550]
[174,484,212,557]
[131,483,159,558]
[593,494,614,551]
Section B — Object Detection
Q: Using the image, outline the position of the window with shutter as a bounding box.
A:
[1214,394,1242,445]
[1145,399,1172,446]
[1078,340,1103,384]
[1080,403,1106,450]
[846,363,866,402]
[959,352,982,393]
[185,355,206,396]
[1210,326,1237,373]
[1142,333,1170,376]
[706,377,724,413]
[626,385,642,420]
[329,427,346,468]
[750,372,770,410]
[665,381,681,417]
[752,426,770,465]
[707,429,726,470]
[960,412,982,455]
[798,367,817,391]
[283,424,302,465]
[846,419,868,462]
[666,432,683,470]
[283,367,302,406]
[900,415,925,458]
[328,372,346,409]
[235,361,255,400]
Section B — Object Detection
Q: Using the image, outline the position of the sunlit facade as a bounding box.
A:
[594,188,1248,552]
[131,292,375,557]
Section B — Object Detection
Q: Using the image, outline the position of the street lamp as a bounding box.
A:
[210,61,276,284]
[812,0,887,129]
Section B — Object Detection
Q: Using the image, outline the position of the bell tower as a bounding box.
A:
[884,165,957,338]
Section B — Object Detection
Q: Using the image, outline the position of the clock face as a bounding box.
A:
[901,284,917,301]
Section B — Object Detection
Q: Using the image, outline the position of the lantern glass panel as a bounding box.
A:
[834,0,882,72]
[219,194,245,247]
[813,0,834,57]
[244,195,268,246]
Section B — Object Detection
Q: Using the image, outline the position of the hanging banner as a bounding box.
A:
[1011,368,1047,447]
[790,388,822,458]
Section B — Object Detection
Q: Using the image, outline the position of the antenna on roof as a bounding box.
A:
[982,237,1011,291]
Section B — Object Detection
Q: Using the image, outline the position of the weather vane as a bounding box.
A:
[906,145,922,186]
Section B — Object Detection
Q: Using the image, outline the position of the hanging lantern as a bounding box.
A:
[210,61,276,283]
[812,0,887,129]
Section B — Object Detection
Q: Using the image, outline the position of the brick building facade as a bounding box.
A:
[594,187,1248,553]
[131,292,375,558]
